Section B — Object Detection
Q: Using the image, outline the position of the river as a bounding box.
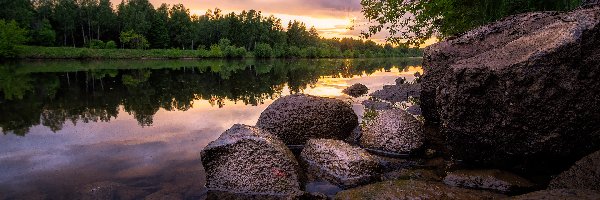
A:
[0,58,422,199]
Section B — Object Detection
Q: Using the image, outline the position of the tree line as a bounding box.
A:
[0,0,422,58]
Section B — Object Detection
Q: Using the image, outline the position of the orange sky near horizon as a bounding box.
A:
[110,0,438,47]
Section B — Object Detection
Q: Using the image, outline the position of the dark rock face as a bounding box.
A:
[256,94,358,145]
[511,189,600,200]
[360,109,424,155]
[549,150,600,191]
[371,83,421,104]
[301,139,379,188]
[334,180,506,200]
[342,83,369,97]
[421,6,600,169]
[200,124,302,197]
[443,170,534,194]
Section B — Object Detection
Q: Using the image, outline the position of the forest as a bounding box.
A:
[0,0,422,59]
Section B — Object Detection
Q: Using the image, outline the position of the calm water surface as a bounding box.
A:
[0,58,422,199]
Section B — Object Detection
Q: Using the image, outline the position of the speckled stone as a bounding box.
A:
[342,83,369,97]
[511,189,600,200]
[370,83,421,104]
[256,94,358,145]
[421,5,600,170]
[334,180,506,200]
[301,139,379,189]
[549,150,600,191]
[361,100,392,110]
[201,124,302,197]
[443,169,534,194]
[360,109,423,154]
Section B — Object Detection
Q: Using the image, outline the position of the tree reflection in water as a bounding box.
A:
[0,58,421,136]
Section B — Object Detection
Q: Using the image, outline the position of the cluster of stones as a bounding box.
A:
[200,5,600,199]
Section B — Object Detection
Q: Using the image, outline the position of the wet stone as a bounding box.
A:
[256,94,358,145]
[200,124,302,197]
[381,169,442,182]
[342,83,369,97]
[406,105,422,115]
[443,169,534,194]
[301,139,379,189]
[361,100,392,110]
[370,83,421,104]
[334,180,506,200]
[360,109,424,155]
[549,150,600,191]
[511,189,600,200]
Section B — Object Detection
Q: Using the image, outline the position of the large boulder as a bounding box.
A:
[301,139,379,188]
[549,150,600,191]
[511,189,600,200]
[200,124,302,197]
[421,6,600,169]
[360,109,424,155]
[334,180,506,200]
[370,83,421,104]
[443,169,534,194]
[257,94,358,145]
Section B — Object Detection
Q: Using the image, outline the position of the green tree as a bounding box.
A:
[149,3,170,49]
[168,4,193,49]
[30,19,56,46]
[0,20,28,58]
[360,0,582,46]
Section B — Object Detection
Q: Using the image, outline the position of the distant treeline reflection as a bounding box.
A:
[0,58,421,136]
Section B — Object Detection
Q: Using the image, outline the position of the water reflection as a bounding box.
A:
[0,58,422,199]
[0,58,420,136]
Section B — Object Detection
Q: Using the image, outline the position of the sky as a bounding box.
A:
[110,0,395,43]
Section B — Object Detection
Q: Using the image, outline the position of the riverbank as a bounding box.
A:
[16,46,423,60]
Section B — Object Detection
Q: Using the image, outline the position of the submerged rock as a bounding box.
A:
[256,94,358,145]
[381,169,442,182]
[301,139,379,188]
[361,100,392,110]
[406,105,422,115]
[511,189,600,200]
[421,5,600,169]
[334,180,506,200]
[76,181,147,200]
[549,150,600,191]
[343,83,369,97]
[200,124,302,197]
[443,170,534,194]
[360,109,423,155]
[370,83,421,104]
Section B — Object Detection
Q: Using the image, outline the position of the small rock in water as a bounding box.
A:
[406,105,422,115]
[511,189,600,200]
[301,139,379,189]
[381,169,442,182]
[361,100,392,110]
[395,77,406,85]
[335,180,506,200]
[342,83,369,97]
[256,94,358,145]
[360,109,424,155]
[201,124,302,197]
[443,169,534,194]
[549,150,600,191]
[370,83,421,104]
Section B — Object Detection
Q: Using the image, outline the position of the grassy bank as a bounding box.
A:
[17,46,423,60]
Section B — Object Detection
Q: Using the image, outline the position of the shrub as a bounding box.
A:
[88,39,106,49]
[105,41,117,49]
[286,46,301,58]
[209,44,223,57]
[119,30,149,49]
[254,43,272,58]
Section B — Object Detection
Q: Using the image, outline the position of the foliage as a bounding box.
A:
[120,30,149,49]
[30,19,56,46]
[0,20,28,58]
[88,39,105,49]
[360,0,583,46]
[254,43,273,58]
[105,41,117,49]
